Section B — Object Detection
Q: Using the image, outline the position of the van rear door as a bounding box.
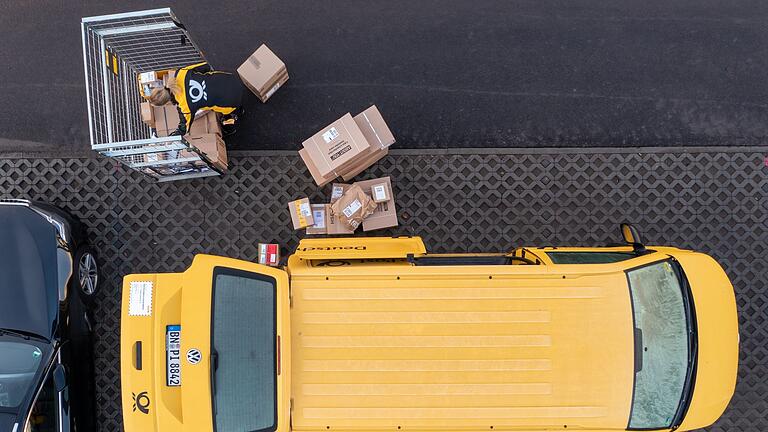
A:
[121,255,290,432]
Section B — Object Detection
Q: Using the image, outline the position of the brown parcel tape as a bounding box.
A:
[306,204,328,235]
[287,198,314,230]
[237,44,288,101]
[330,184,377,231]
[302,113,371,178]
[140,102,154,127]
[184,134,228,172]
[325,204,354,235]
[299,148,335,187]
[354,176,398,231]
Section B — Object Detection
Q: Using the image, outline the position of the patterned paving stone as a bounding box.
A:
[1,148,765,431]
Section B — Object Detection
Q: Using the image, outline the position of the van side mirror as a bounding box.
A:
[53,364,67,392]
[620,223,646,254]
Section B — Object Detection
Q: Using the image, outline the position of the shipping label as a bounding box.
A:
[322,127,340,143]
[343,199,363,218]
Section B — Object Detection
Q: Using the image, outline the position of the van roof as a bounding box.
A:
[287,262,635,430]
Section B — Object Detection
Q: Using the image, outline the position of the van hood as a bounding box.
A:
[675,252,738,431]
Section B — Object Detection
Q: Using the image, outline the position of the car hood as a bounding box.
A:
[0,413,19,432]
[0,206,59,338]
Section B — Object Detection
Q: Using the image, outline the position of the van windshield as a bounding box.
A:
[212,268,277,432]
[627,260,694,429]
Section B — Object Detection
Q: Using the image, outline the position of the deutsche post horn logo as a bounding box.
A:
[132,391,150,414]
[187,348,202,365]
[188,79,207,103]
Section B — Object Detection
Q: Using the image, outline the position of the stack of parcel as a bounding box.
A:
[289,176,398,235]
[299,105,395,186]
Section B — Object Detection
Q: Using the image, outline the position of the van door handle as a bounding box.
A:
[133,341,143,371]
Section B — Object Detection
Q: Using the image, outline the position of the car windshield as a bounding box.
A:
[212,268,277,432]
[0,341,44,408]
[627,260,691,429]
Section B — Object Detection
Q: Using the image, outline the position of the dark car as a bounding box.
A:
[0,199,98,432]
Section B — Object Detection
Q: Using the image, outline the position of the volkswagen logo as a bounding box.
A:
[187,348,202,365]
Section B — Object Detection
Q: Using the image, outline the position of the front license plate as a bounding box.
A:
[166,325,181,386]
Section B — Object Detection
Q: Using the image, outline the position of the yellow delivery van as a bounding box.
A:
[120,225,738,432]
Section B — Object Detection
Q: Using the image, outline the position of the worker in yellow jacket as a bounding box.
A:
[148,62,244,135]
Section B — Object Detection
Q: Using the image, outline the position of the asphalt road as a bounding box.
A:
[1,1,767,152]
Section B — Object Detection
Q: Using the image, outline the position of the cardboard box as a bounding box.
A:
[340,147,389,181]
[288,198,314,230]
[325,204,355,235]
[188,110,222,137]
[302,113,371,178]
[299,148,335,187]
[330,184,377,231]
[140,102,155,127]
[152,104,180,137]
[306,204,328,235]
[258,243,280,266]
[237,44,288,102]
[370,181,390,203]
[330,183,351,204]
[354,177,398,231]
[185,134,228,172]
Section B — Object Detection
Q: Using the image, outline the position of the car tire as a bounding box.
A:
[75,246,100,300]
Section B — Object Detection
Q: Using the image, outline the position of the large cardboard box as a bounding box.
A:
[306,204,328,235]
[354,176,398,231]
[299,148,335,187]
[237,44,288,102]
[185,134,228,172]
[188,110,222,137]
[325,204,354,235]
[152,104,180,137]
[302,113,371,178]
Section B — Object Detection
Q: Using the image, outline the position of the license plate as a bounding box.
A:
[166,325,181,386]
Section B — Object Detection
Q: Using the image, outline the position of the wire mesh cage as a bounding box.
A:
[81,8,222,182]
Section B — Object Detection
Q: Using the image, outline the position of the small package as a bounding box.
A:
[330,184,377,231]
[301,113,371,178]
[152,104,181,137]
[140,102,155,127]
[138,71,164,98]
[258,243,280,266]
[306,204,328,235]
[237,44,289,103]
[288,198,314,230]
[354,177,398,231]
[370,181,390,203]
[330,183,351,204]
